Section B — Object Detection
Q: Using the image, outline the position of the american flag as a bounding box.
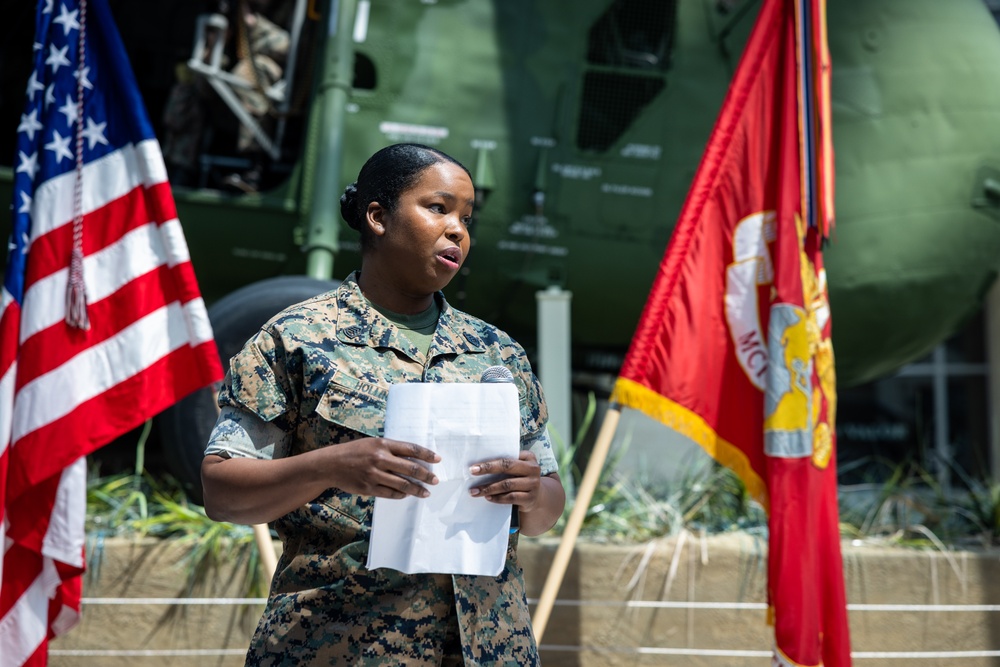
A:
[0,1,223,664]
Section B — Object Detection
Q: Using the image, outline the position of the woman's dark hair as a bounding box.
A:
[339,143,473,250]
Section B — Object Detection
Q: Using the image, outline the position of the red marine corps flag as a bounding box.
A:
[0,1,223,664]
[610,0,850,665]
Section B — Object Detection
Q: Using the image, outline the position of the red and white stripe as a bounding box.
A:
[0,459,85,667]
[0,138,222,665]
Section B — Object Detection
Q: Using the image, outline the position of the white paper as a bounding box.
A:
[367,382,519,576]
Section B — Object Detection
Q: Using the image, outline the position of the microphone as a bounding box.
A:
[480,365,514,383]
[479,365,519,534]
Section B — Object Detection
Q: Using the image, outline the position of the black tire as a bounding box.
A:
[158,275,341,504]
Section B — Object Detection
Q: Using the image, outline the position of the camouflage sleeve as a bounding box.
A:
[526,428,559,477]
[217,328,298,428]
[511,344,559,477]
[204,404,291,460]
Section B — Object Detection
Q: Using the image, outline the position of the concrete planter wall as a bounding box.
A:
[51,534,1000,666]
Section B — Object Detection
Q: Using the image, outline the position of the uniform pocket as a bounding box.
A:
[314,370,388,438]
[311,488,373,529]
[308,372,388,524]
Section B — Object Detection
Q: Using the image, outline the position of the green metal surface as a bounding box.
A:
[3,0,1000,387]
[303,0,358,280]
[825,0,1000,383]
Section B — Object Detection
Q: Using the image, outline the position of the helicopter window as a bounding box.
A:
[159,1,377,191]
[354,53,377,91]
[577,0,676,152]
[586,0,677,72]
[159,0,306,192]
[576,71,665,152]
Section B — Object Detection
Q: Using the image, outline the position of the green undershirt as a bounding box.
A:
[367,298,441,357]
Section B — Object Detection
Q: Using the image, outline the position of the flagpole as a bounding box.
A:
[253,523,278,579]
[532,404,621,642]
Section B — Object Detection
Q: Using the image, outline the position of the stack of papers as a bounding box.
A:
[367,382,519,577]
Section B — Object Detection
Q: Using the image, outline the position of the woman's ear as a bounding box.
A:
[365,202,387,237]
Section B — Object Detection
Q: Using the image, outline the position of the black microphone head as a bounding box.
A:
[480,365,514,383]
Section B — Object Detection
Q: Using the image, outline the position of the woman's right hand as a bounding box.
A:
[202,439,440,525]
[325,438,440,499]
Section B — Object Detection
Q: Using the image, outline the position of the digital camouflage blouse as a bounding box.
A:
[214,273,555,666]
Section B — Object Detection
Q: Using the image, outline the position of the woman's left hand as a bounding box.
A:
[469,450,543,512]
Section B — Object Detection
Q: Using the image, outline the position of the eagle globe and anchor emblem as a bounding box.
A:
[724,210,836,470]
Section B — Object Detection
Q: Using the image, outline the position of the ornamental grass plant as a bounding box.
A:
[85,408,1000,603]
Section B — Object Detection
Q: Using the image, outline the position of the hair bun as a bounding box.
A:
[340,182,361,230]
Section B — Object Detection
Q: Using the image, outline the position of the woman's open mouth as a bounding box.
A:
[436,247,462,270]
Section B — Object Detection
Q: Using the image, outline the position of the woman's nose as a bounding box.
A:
[445,215,466,241]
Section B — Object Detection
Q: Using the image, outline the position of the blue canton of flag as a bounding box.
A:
[1,2,222,664]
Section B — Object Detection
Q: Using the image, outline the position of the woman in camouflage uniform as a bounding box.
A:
[202,143,566,666]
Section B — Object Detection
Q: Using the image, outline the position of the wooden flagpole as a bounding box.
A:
[253,522,278,579]
[531,405,621,642]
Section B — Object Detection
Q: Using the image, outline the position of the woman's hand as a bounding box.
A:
[469,450,542,510]
[469,451,566,536]
[201,438,440,525]
[328,438,441,499]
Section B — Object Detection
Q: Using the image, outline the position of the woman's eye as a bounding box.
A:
[462,216,473,226]
[429,203,445,213]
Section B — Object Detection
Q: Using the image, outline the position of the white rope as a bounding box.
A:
[848,603,1000,612]
[531,598,1000,612]
[50,649,247,657]
[851,651,1000,659]
[644,646,773,658]
[79,596,1000,612]
[82,597,266,605]
[48,646,1000,660]
[540,645,1000,659]
[72,598,1000,660]
[539,599,767,609]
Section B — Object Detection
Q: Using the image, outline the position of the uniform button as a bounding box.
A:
[343,325,361,338]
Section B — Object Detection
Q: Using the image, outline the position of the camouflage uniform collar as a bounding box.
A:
[432,295,487,357]
[336,271,487,359]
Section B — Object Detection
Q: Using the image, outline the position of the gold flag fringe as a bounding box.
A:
[611,378,770,514]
